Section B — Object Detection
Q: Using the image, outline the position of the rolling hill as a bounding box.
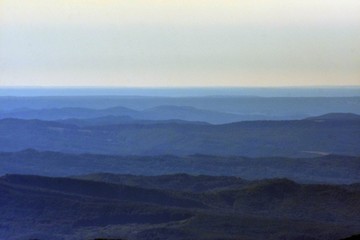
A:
[1,150,359,184]
[0,116,359,157]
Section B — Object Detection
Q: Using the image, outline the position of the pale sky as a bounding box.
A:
[0,0,359,87]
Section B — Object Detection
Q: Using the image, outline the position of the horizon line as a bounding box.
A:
[1,85,360,89]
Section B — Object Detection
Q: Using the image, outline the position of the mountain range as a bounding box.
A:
[1,94,359,240]
[0,105,259,124]
[1,96,359,120]
[2,103,360,124]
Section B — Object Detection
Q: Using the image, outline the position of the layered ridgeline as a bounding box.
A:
[0,96,359,240]
[1,149,359,184]
[0,105,244,124]
[0,174,359,240]
[0,113,359,157]
[1,96,360,121]
[1,102,360,124]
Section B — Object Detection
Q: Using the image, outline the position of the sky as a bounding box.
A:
[0,0,359,87]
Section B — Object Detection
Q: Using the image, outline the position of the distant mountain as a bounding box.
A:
[139,105,246,123]
[3,106,360,125]
[1,174,359,240]
[1,96,359,119]
[0,117,359,157]
[0,106,137,121]
[305,113,360,121]
[58,115,210,127]
[1,150,359,184]
[58,115,136,126]
[0,104,296,124]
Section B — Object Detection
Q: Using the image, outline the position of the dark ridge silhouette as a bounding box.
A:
[94,239,126,240]
[339,234,360,240]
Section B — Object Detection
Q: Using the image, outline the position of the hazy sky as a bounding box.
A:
[1,0,359,87]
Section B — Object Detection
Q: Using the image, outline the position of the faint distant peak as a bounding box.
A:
[103,105,137,112]
[305,113,360,121]
[145,105,200,111]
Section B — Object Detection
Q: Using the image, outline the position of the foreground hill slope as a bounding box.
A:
[0,174,359,240]
[0,116,359,157]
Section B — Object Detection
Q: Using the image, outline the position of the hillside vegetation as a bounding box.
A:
[1,174,359,240]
